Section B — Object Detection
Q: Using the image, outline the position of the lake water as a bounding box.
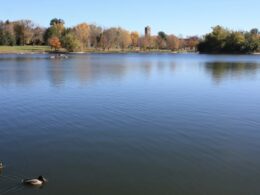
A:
[0,54,260,195]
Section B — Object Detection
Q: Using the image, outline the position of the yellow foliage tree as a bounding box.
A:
[118,28,131,50]
[131,32,139,47]
[73,23,89,50]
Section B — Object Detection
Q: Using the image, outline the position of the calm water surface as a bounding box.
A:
[0,54,260,195]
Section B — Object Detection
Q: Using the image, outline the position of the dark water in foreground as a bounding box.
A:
[0,54,260,195]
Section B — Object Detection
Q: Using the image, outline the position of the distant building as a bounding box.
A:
[145,26,151,37]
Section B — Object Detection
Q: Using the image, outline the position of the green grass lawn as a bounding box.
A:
[0,46,51,53]
[0,45,193,54]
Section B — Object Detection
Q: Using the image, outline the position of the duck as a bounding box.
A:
[22,176,48,186]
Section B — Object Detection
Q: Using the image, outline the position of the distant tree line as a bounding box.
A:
[198,26,260,54]
[0,18,199,52]
[0,20,44,46]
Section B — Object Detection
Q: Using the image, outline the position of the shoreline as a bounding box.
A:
[1,51,258,55]
[1,46,259,55]
[0,50,193,55]
[0,46,196,55]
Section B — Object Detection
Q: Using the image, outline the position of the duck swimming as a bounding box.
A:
[22,176,48,186]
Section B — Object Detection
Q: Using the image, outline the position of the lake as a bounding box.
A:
[0,53,260,195]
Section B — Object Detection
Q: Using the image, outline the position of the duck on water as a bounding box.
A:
[0,161,4,170]
[0,161,47,186]
[22,176,48,186]
[50,54,68,59]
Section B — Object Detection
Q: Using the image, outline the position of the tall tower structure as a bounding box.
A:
[145,26,151,37]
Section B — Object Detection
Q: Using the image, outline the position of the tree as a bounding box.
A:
[244,31,260,53]
[14,20,34,45]
[117,28,131,50]
[185,36,199,51]
[31,27,45,45]
[223,32,245,53]
[0,31,16,46]
[73,23,89,50]
[50,18,65,26]
[0,21,16,46]
[130,31,139,48]
[48,36,61,51]
[250,28,259,35]
[100,28,119,50]
[198,26,260,54]
[138,36,148,50]
[198,26,230,53]
[89,24,102,48]
[158,31,167,40]
[139,36,156,50]
[166,35,180,51]
[62,32,81,52]
[157,32,168,49]
[44,19,65,43]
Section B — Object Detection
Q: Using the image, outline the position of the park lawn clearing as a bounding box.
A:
[0,46,52,53]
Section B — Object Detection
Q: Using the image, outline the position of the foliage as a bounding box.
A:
[13,20,34,45]
[184,36,199,50]
[100,27,131,50]
[48,36,61,51]
[158,31,167,40]
[50,18,65,26]
[166,35,179,51]
[117,28,131,50]
[157,32,168,49]
[73,23,89,50]
[89,24,102,48]
[198,26,260,54]
[9,18,260,54]
[62,32,81,52]
[0,30,16,46]
[31,27,45,45]
[130,32,139,48]
[44,18,65,43]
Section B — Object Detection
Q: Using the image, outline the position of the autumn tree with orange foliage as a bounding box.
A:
[48,36,61,51]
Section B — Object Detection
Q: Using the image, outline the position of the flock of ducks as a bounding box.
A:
[0,161,48,186]
[50,54,69,59]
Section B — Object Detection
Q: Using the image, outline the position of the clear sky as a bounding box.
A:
[1,0,259,36]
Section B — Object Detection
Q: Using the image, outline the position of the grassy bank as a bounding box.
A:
[0,46,51,54]
[0,46,194,54]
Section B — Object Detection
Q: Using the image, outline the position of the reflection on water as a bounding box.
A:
[206,62,259,81]
[0,54,260,195]
[0,54,260,87]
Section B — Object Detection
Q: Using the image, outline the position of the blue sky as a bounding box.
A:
[2,0,259,36]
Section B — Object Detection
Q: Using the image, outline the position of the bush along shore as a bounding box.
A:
[198,26,260,54]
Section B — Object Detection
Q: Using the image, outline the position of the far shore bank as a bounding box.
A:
[0,46,197,55]
[1,46,260,55]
